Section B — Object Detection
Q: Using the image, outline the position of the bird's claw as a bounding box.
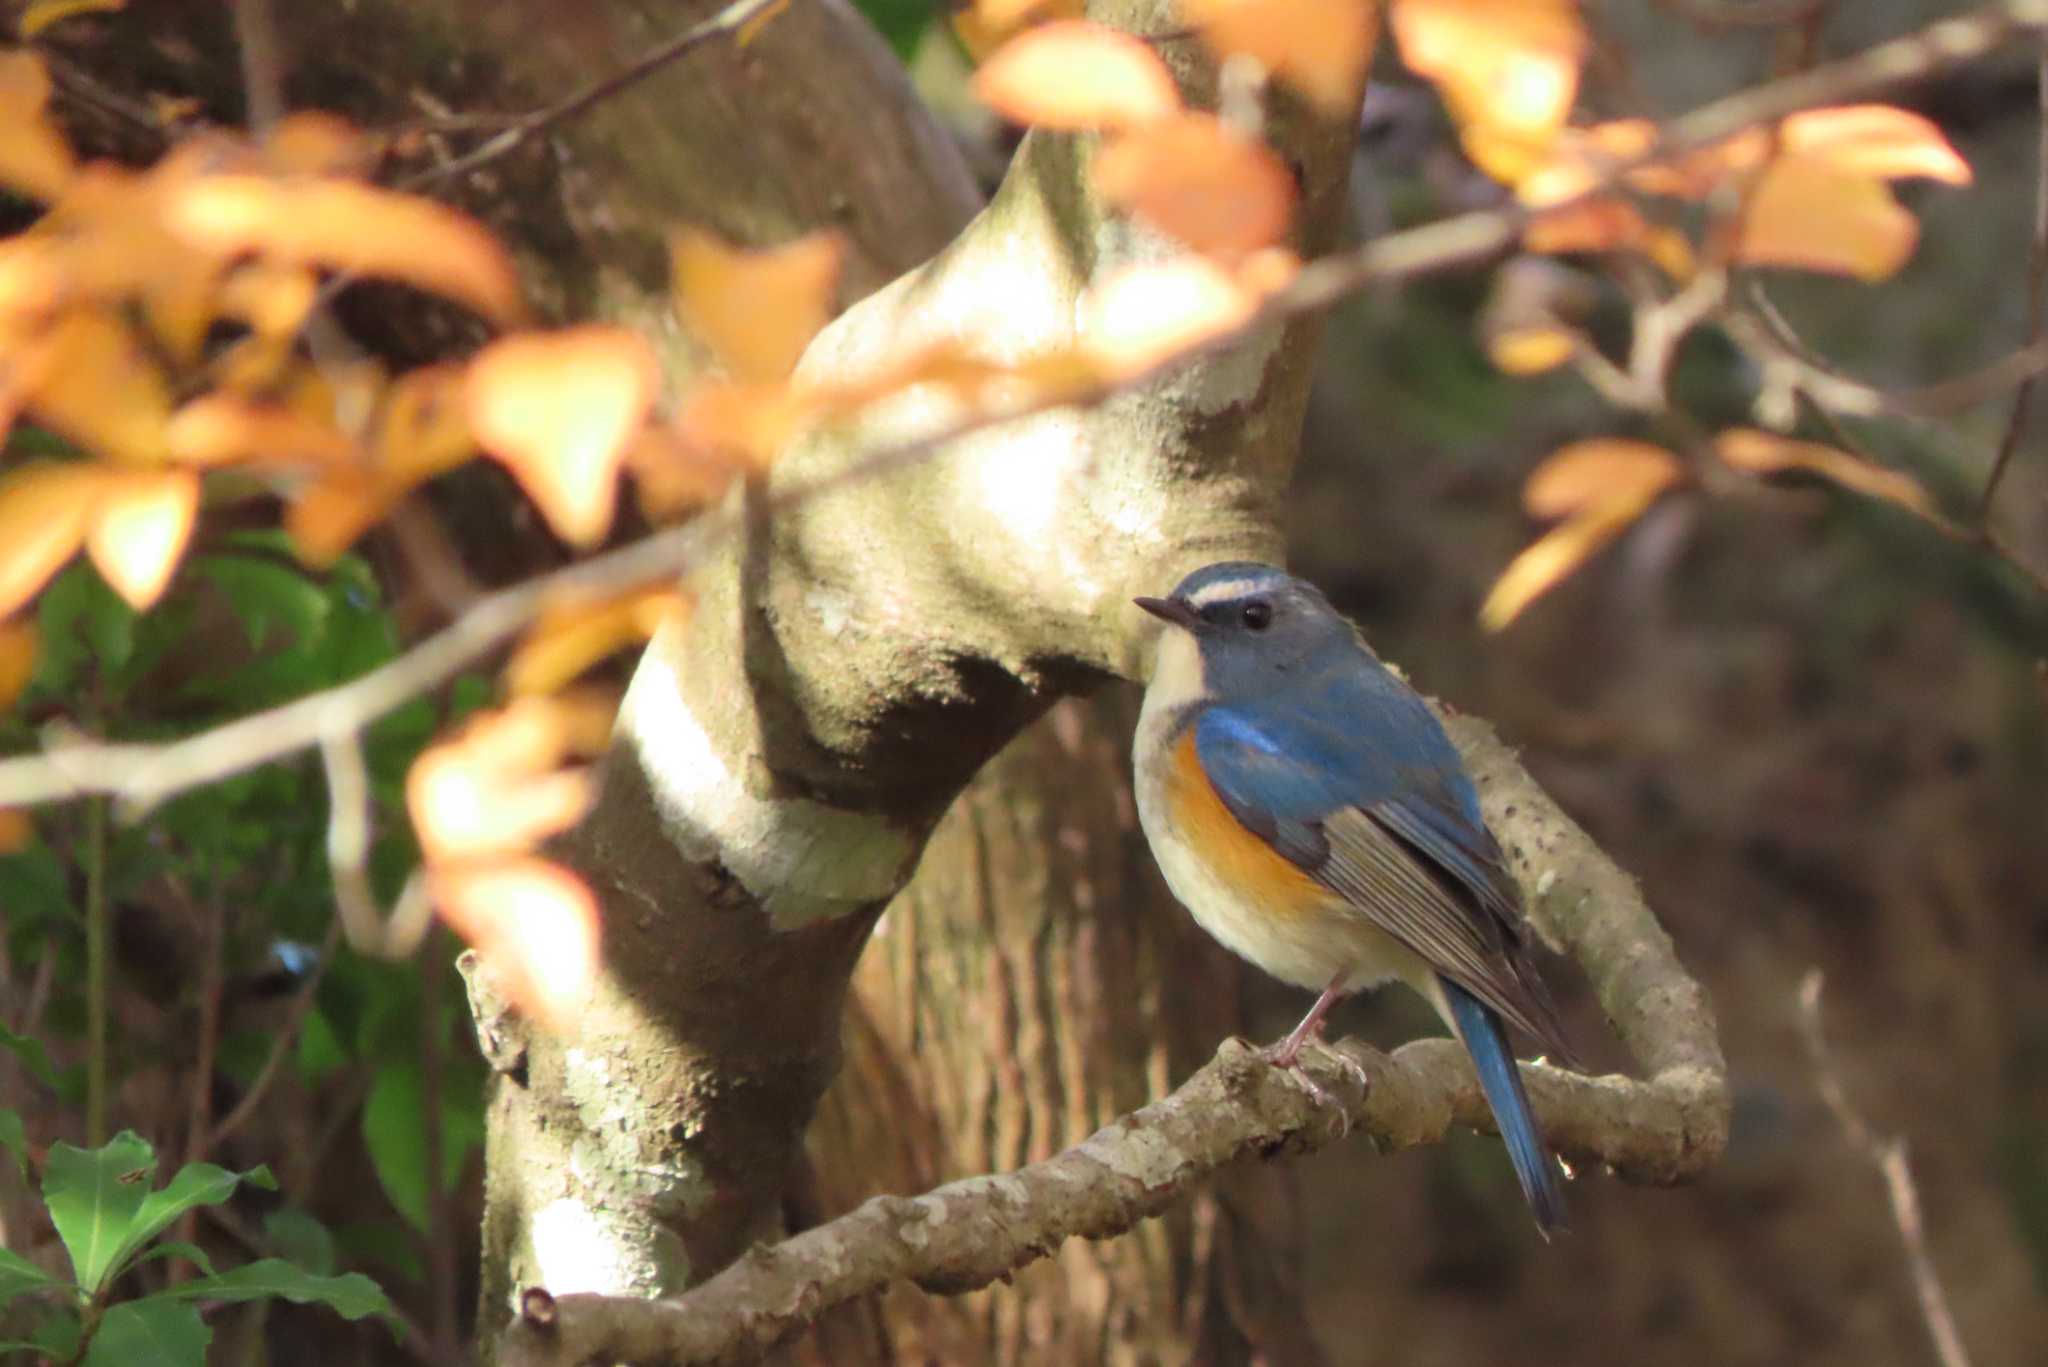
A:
[1261,1034,1368,1138]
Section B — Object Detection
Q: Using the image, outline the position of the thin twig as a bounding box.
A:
[232,0,287,137]
[1797,971,1973,1367]
[83,796,107,1148]
[173,876,226,1287]
[395,0,789,192]
[1981,40,2048,518]
[2,0,2045,817]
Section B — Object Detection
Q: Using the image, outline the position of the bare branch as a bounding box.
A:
[1798,971,1973,1367]
[394,0,789,192]
[1982,41,2048,517]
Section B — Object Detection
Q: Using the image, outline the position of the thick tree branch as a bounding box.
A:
[495,720,1727,1364]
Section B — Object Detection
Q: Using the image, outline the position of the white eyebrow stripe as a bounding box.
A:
[1185,576,1276,607]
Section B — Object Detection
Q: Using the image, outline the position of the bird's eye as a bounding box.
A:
[1241,600,1273,631]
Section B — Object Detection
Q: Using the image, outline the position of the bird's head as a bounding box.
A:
[1135,562,1359,698]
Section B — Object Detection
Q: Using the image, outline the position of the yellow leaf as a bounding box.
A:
[735,0,792,45]
[1781,105,1971,186]
[1523,438,1683,519]
[0,50,75,201]
[1093,113,1297,258]
[0,618,37,712]
[85,468,198,610]
[0,808,30,853]
[166,175,526,325]
[376,362,474,486]
[406,698,603,862]
[952,0,1085,59]
[505,587,689,696]
[27,310,172,465]
[1736,161,1917,282]
[1080,257,1257,379]
[466,327,658,546]
[1487,326,1576,375]
[1481,488,1662,632]
[285,470,381,569]
[167,394,361,469]
[0,461,102,618]
[261,111,374,176]
[1182,0,1377,116]
[674,380,814,468]
[18,0,125,37]
[972,20,1182,131]
[623,426,740,522]
[671,229,843,384]
[1392,0,1585,184]
[1713,427,1933,514]
[430,856,599,1034]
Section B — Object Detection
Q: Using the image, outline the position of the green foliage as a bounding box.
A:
[853,0,933,61]
[0,1120,395,1364]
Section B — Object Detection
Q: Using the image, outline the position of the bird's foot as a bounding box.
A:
[1261,1026,1369,1137]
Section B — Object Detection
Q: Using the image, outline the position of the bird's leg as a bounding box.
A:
[1263,976,1370,1129]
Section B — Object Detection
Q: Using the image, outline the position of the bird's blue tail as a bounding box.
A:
[1442,978,1568,1238]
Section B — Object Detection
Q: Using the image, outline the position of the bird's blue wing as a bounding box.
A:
[1193,698,1574,1064]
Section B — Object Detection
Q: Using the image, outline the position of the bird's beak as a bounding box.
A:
[1133,596,1198,630]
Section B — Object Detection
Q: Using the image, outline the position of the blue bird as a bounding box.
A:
[1132,562,1577,1236]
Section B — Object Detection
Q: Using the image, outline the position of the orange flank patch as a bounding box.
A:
[1166,728,1329,922]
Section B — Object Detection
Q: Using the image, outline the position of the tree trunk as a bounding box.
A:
[798,693,1328,1364]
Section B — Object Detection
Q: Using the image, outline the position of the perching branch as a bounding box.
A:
[492,716,1727,1366]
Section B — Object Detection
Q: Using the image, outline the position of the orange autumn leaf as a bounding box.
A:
[406,697,607,862]
[0,461,103,619]
[0,618,37,712]
[1392,0,1585,184]
[1093,113,1297,258]
[0,50,75,201]
[1736,162,1918,281]
[0,808,30,853]
[466,327,658,546]
[85,468,198,610]
[28,310,174,465]
[1778,106,1971,186]
[973,21,1182,131]
[671,229,843,384]
[1480,489,1660,632]
[1181,0,1378,116]
[167,393,361,469]
[18,0,125,37]
[674,380,815,467]
[622,425,741,521]
[1487,326,1576,375]
[952,0,1085,59]
[430,856,599,1033]
[505,587,689,696]
[1523,438,1684,518]
[1081,256,1258,378]
[165,174,525,325]
[1713,428,1934,514]
[1484,438,1684,631]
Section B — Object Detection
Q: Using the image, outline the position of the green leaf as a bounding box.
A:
[44,1133,272,1293]
[0,844,73,935]
[191,553,332,655]
[161,1259,395,1325]
[0,1023,57,1089]
[0,1107,25,1177]
[42,1131,156,1292]
[32,562,136,695]
[132,1241,214,1278]
[81,1297,209,1367]
[262,1207,336,1278]
[0,1245,64,1312]
[854,0,929,60]
[362,1060,482,1232]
